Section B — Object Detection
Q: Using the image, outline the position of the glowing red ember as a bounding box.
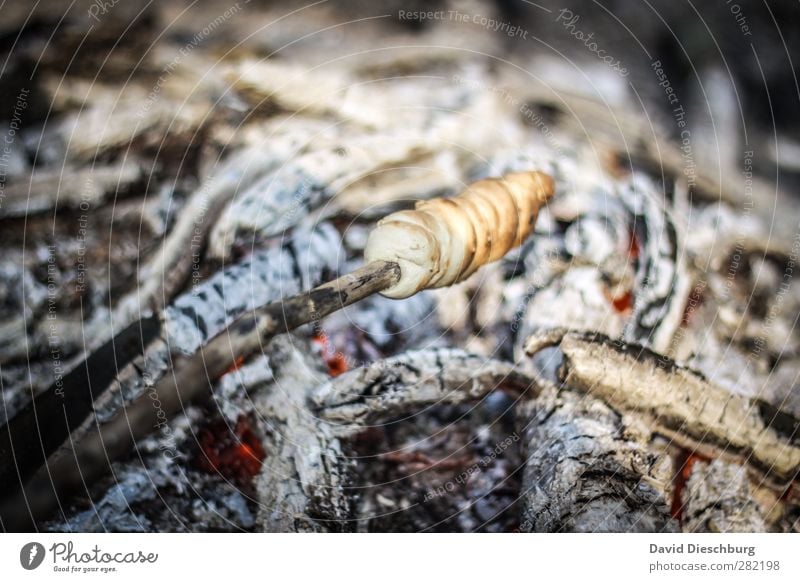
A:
[196,415,265,487]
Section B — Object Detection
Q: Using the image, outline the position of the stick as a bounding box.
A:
[0,222,339,508]
[0,315,161,498]
[0,260,400,531]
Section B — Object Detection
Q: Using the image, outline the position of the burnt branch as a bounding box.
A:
[525,329,800,486]
[254,336,355,532]
[314,349,538,426]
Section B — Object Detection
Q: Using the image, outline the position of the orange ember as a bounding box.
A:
[196,415,265,487]
[670,450,709,523]
[312,333,349,377]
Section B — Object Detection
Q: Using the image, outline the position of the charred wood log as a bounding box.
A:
[682,458,767,533]
[254,336,355,532]
[314,348,536,426]
[525,329,800,487]
[516,385,678,532]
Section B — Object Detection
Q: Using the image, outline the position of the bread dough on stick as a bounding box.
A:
[365,171,555,298]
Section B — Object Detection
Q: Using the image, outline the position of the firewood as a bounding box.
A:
[524,328,800,486]
[0,259,400,530]
[120,118,345,316]
[682,459,767,533]
[0,160,142,218]
[207,135,430,259]
[2,0,798,537]
[516,385,678,532]
[253,336,355,532]
[0,168,555,529]
[314,348,536,426]
[617,177,690,353]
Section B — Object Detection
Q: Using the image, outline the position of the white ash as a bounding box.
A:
[564,217,620,267]
[211,354,274,423]
[118,116,356,322]
[164,222,342,355]
[685,203,771,271]
[683,459,767,533]
[517,234,570,288]
[134,183,182,240]
[0,159,142,218]
[210,135,436,256]
[321,291,440,354]
[0,253,52,328]
[0,123,29,177]
[513,267,627,359]
[47,470,157,533]
[618,175,689,353]
[21,124,67,169]
[682,323,769,399]
[187,487,255,531]
[762,359,800,419]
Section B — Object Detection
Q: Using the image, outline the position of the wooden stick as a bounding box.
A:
[0,260,400,531]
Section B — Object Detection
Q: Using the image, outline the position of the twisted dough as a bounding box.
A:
[364,171,555,298]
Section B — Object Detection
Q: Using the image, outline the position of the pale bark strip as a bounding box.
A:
[117,147,280,317]
[516,385,677,532]
[683,458,767,533]
[0,159,142,218]
[314,349,536,426]
[207,136,432,260]
[254,336,354,532]
[525,329,800,485]
[119,115,340,319]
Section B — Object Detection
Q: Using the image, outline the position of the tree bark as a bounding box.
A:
[516,385,677,532]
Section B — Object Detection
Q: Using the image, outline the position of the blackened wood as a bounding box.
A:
[0,314,160,499]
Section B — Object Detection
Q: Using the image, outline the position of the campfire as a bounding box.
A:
[0,0,798,534]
